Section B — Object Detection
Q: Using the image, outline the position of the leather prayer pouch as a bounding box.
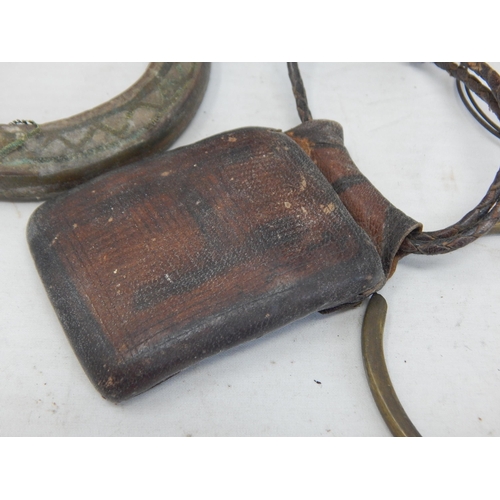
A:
[27,119,419,402]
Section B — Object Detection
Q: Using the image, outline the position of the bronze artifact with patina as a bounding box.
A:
[0,62,210,200]
[25,63,500,436]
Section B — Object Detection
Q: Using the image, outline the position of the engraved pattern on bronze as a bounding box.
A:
[0,62,210,200]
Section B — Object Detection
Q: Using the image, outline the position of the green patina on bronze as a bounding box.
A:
[0,62,210,201]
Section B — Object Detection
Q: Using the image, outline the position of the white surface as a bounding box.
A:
[0,62,499,436]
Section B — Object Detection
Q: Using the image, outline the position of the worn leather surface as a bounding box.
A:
[287,120,422,278]
[28,125,386,401]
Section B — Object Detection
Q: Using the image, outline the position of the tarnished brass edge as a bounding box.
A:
[361,293,421,437]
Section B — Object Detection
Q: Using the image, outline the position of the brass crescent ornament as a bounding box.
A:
[361,293,421,437]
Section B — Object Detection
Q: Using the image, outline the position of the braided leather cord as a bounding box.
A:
[287,63,313,123]
[400,169,500,255]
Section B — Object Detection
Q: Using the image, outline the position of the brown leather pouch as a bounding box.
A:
[27,120,419,401]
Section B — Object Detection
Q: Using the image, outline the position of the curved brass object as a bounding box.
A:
[361,293,421,437]
[0,62,210,201]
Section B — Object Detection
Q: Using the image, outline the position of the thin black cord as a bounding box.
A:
[456,79,500,139]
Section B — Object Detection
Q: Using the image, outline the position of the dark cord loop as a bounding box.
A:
[402,62,500,256]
